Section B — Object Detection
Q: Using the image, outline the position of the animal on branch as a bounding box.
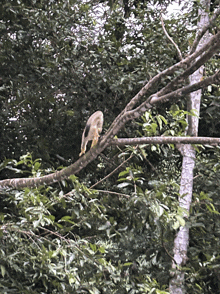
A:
[79,111,104,156]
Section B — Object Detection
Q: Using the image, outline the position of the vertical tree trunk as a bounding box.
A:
[169,1,211,293]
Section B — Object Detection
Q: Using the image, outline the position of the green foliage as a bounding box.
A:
[0,0,188,164]
[138,105,189,138]
[2,147,219,292]
[1,0,220,293]
[0,154,175,293]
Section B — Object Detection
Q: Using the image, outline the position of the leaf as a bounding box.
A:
[98,246,105,253]
[173,221,180,230]
[176,215,185,227]
[118,169,129,177]
[0,265,6,277]
[89,243,97,252]
[117,182,130,188]
[34,161,41,171]
[123,262,133,266]
[98,222,111,230]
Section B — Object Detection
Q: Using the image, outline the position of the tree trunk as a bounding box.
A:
[169,1,211,293]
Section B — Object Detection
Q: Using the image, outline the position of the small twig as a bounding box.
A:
[161,229,177,264]
[89,153,134,189]
[94,189,130,198]
[163,241,177,264]
[161,16,183,61]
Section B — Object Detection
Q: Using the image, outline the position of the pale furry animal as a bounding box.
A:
[79,111,104,156]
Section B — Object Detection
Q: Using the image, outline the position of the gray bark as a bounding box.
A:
[169,1,211,293]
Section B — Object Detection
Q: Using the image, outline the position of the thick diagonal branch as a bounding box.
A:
[0,39,219,189]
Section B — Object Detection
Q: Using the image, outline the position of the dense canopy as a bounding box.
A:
[0,0,220,293]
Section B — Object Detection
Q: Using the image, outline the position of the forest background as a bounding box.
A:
[0,0,220,293]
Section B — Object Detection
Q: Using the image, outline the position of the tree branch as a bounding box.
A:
[161,16,183,60]
[124,30,220,112]
[0,34,220,189]
[150,69,220,104]
[157,32,220,97]
[190,6,220,54]
[105,31,220,139]
[103,70,220,141]
[111,136,220,146]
